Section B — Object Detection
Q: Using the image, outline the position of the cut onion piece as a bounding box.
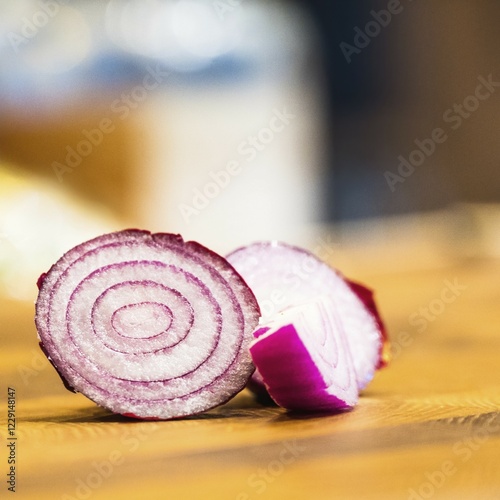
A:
[249,296,358,411]
[35,230,260,419]
[227,241,389,391]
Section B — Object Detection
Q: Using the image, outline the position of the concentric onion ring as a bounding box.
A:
[35,230,260,419]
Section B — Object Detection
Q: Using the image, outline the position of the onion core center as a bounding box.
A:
[111,302,173,339]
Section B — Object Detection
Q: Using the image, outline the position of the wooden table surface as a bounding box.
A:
[2,236,500,500]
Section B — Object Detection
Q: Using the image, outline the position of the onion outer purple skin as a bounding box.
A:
[35,229,260,420]
[38,341,77,393]
[248,298,358,412]
[345,279,391,369]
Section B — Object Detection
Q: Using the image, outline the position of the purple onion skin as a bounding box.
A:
[38,341,77,393]
[345,279,390,369]
[36,272,47,290]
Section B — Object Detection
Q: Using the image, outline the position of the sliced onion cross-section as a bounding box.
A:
[35,230,260,419]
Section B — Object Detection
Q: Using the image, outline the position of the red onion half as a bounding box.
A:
[249,296,358,411]
[35,230,260,419]
[227,241,389,393]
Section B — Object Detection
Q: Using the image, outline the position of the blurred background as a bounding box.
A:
[1,0,500,302]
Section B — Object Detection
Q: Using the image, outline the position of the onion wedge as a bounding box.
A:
[249,296,358,411]
[227,241,389,393]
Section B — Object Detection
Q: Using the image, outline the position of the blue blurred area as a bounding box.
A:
[305,0,500,220]
[0,1,272,110]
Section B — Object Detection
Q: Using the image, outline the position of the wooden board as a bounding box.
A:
[1,253,500,499]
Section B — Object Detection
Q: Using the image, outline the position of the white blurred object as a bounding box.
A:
[135,83,324,253]
[119,0,326,252]
[0,164,120,301]
[106,0,241,71]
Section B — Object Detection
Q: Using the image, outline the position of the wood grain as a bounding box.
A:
[1,250,500,500]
